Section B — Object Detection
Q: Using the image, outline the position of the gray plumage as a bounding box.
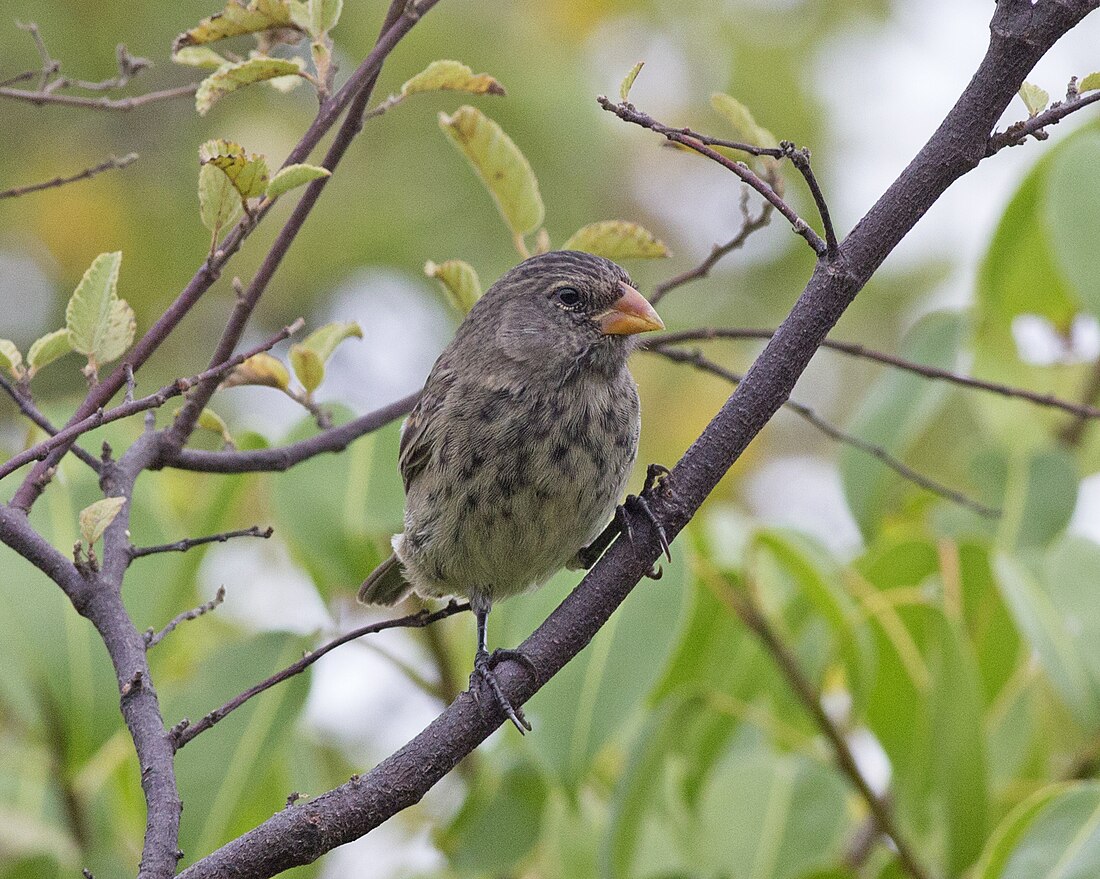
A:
[359,251,657,616]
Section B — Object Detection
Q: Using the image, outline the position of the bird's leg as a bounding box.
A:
[574,464,673,577]
[471,601,533,734]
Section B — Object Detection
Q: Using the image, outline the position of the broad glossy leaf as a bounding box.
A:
[174,0,297,52]
[79,497,126,547]
[439,105,545,238]
[561,221,670,260]
[26,329,72,377]
[401,60,505,97]
[424,259,482,314]
[265,163,330,198]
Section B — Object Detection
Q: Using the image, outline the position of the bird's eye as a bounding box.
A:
[554,287,582,308]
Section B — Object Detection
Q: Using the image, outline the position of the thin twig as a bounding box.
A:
[649,328,1100,422]
[130,526,272,561]
[987,88,1100,155]
[598,96,827,255]
[145,587,226,649]
[700,558,931,879]
[172,600,470,749]
[647,345,999,518]
[0,152,138,200]
[0,83,198,111]
[0,374,101,472]
[650,191,771,305]
[0,320,303,481]
[782,142,838,259]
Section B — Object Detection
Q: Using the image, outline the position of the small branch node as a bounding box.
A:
[145,587,226,649]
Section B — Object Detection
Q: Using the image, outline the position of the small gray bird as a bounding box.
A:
[358,250,665,731]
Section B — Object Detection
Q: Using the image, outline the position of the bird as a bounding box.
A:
[358,250,666,732]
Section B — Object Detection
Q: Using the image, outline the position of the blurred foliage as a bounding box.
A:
[2,2,1100,879]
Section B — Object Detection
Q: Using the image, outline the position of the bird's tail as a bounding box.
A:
[357,553,414,605]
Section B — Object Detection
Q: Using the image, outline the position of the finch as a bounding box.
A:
[358,250,664,731]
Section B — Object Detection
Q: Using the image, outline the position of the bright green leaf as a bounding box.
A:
[195,57,305,115]
[1081,73,1100,93]
[0,340,24,380]
[425,259,482,314]
[972,783,1076,879]
[172,46,230,69]
[79,497,126,547]
[222,353,291,390]
[198,162,244,238]
[65,251,124,362]
[173,0,298,52]
[620,61,643,102]
[26,329,73,378]
[439,105,545,238]
[266,163,330,198]
[401,60,506,97]
[1020,82,1050,117]
[289,345,324,393]
[561,220,670,260]
[200,139,270,200]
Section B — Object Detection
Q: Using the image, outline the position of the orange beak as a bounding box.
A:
[597,282,664,336]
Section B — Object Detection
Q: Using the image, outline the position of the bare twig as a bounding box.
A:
[172,600,470,749]
[0,83,198,111]
[988,88,1100,155]
[598,97,827,255]
[650,191,771,305]
[0,152,138,200]
[701,559,931,879]
[782,142,838,259]
[130,526,272,561]
[647,328,1100,422]
[144,586,226,649]
[0,320,303,481]
[647,345,999,518]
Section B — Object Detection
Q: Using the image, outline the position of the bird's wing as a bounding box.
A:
[398,366,454,493]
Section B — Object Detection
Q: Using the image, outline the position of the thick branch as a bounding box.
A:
[177,4,1099,877]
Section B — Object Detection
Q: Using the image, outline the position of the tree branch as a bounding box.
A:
[0,152,138,200]
[129,526,272,561]
[171,600,470,750]
[0,83,198,111]
[987,85,1100,155]
[144,586,226,649]
[176,4,1099,876]
[0,374,101,473]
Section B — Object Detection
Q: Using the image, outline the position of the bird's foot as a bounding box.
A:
[619,464,673,578]
[471,648,534,734]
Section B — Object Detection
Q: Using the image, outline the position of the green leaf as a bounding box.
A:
[198,162,244,239]
[26,329,72,378]
[972,783,1076,879]
[222,352,291,390]
[620,61,644,102]
[1081,72,1100,93]
[200,139,270,201]
[172,46,229,68]
[1020,81,1050,117]
[195,57,304,115]
[401,60,505,97]
[310,0,342,35]
[1045,132,1100,319]
[976,783,1100,879]
[79,497,126,547]
[65,252,135,371]
[297,320,362,366]
[176,407,234,445]
[439,105,545,239]
[561,220,670,260]
[265,163,330,198]
[173,0,298,52]
[710,92,778,148]
[0,340,24,380]
[289,346,324,393]
[424,259,482,314]
[438,762,548,872]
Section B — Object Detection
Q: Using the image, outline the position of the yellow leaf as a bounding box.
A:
[620,61,644,102]
[0,340,24,380]
[298,321,362,364]
[1080,72,1100,93]
[401,60,506,97]
[79,497,126,546]
[1019,82,1050,117]
[195,57,305,115]
[174,0,298,52]
[197,408,234,444]
[561,221,670,260]
[266,163,330,198]
[26,329,72,378]
[222,352,291,390]
[172,46,230,69]
[198,162,244,237]
[200,139,270,200]
[439,106,545,238]
[289,345,324,393]
[425,259,483,314]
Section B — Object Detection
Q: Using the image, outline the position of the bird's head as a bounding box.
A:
[470,250,664,378]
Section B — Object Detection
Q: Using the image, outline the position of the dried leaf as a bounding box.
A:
[79,497,126,547]
[0,340,24,380]
[562,221,670,260]
[200,139,270,200]
[425,259,482,314]
[1020,82,1050,117]
[266,163,330,198]
[195,56,304,115]
[620,61,644,102]
[27,328,73,377]
[222,352,291,389]
[174,0,298,52]
[402,60,505,97]
[439,105,544,238]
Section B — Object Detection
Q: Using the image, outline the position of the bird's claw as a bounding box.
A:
[471,648,534,733]
[623,491,672,563]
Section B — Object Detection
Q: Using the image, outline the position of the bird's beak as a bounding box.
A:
[597,282,664,335]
